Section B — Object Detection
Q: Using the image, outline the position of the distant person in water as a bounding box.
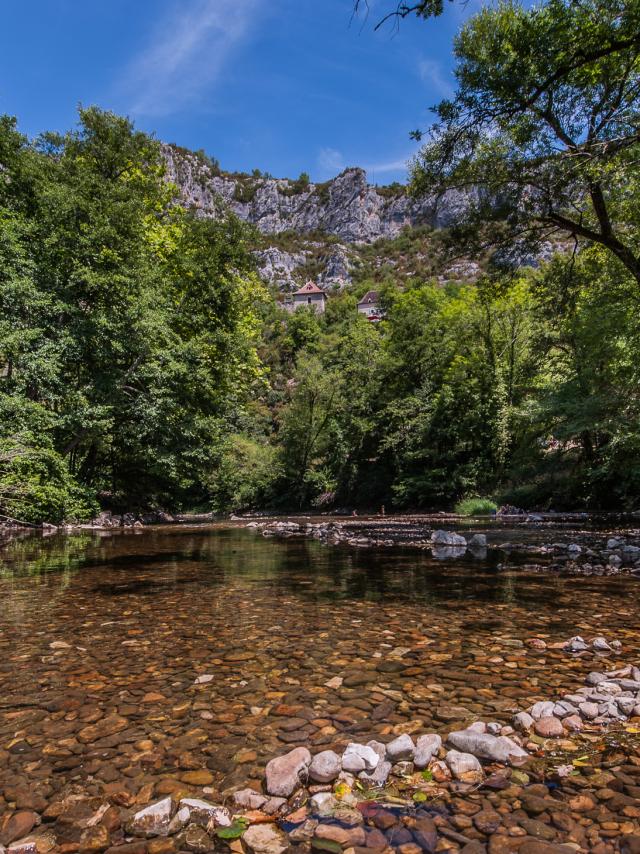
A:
[352,509,358,516]
[380,505,385,516]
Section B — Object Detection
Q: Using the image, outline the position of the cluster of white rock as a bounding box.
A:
[163,147,476,245]
[563,635,622,654]
[430,530,487,558]
[123,727,530,845]
[261,666,640,803]
[513,664,640,739]
[264,726,528,802]
[252,521,489,556]
[118,663,639,853]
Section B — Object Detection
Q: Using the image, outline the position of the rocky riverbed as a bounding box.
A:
[104,655,640,854]
[1,526,639,854]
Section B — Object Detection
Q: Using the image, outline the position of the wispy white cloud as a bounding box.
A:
[120,0,262,117]
[318,151,413,182]
[364,156,409,175]
[317,147,345,177]
[418,58,454,99]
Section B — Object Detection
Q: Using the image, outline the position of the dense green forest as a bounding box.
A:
[2,0,640,522]
[0,108,266,522]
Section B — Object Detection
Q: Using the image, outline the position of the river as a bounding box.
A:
[1,524,639,852]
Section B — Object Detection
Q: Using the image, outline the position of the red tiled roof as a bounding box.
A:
[293,281,325,295]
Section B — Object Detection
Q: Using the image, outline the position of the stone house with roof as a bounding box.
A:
[357,290,384,321]
[287,281,327,313]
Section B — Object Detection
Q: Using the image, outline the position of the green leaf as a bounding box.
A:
[216,819,249,840]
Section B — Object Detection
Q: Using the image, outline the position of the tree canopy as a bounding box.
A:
[0,108,265,522]
[410,0,640,282]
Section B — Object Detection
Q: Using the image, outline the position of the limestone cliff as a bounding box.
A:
[163,144,478,290]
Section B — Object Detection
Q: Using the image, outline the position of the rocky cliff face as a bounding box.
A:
[164,145,475,243]
[163,145,477,290]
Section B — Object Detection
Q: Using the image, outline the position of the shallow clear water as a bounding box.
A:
[0,525,639,806]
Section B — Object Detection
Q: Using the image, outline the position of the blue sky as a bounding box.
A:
[1,0,483,184]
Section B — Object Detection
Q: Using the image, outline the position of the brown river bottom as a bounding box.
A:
[1,525,639,852]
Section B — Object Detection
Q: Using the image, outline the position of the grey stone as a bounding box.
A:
[553,701,578,718]
[617,696,637,716]
[262,797,288,816]
[232,789,268,810]
[265,747,311,797]
[309,792,338,817]
[579,702,599,720]
[414,734,442,769]
[366,740,387,761]
[128,797,173,838]
[431,530,467,546]
[564,636,589,652]
[358,760,392,788]
[445,750,482,779]
[385,734,414,762]
[242,824,289,854]
[598,681,623,694]
[342,743,379,774]
[288,820,318,843]
[530,701,555,720]
[447,729,528,764]
[616,679,640,691]
[167,807,190,835]
[513,711,534,733]
[309,750,342,783]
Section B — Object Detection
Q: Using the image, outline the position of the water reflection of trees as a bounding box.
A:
[1,527,636,624]
[1,532,97,576]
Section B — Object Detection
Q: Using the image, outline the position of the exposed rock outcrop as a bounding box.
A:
[253,246,310,291]
[163,145,476,245]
